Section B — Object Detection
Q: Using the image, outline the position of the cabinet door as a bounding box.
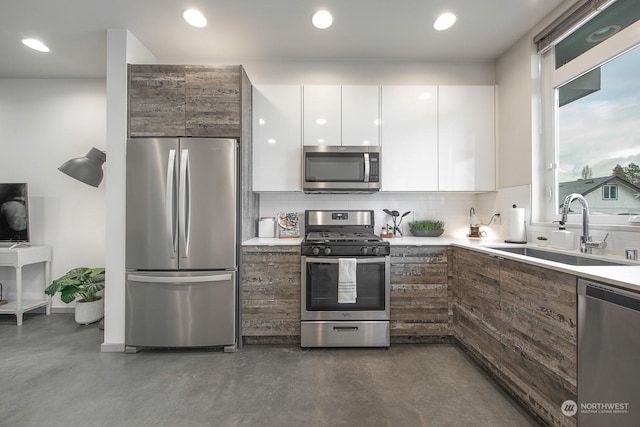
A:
[185,65,241,137]
[390,246,449,338]
[380,86,438,191]
[128,65,186,137]
[303,86,341,146]
[252,85,302,191]
[438,85,495,191]
[241,246,302,340]
[342,85,380,146]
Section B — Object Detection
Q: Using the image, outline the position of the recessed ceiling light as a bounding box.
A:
[434,12,456,31]
[22,38,50,53]
[267,138,276,144]
[586,25,621,43]
[316,118,327,125]
[312,10,333,29]
[183,9,207,28]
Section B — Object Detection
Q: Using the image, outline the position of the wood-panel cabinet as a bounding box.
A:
[128,65,186,137]
[240,246,301,344]
[453,247,577,427]
[185,65,241,137]
[128,64,242,137]
[500,259,577,427]
[390,246,450,340]
[438,85,495,191]
[380,86,438,191]
[452,248,502,375]
[252,85,302,192]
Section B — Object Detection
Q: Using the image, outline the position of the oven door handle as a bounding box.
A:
[303,257,387,264]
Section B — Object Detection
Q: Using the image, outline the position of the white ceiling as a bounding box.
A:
[0,0,567,79]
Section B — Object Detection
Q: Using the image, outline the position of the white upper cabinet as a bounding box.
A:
[342,85,380,146]
[303,86,341,146]
[380,86,438,191]
[438,85,495,192]
[252,85,302,192]
[303,85,380,146]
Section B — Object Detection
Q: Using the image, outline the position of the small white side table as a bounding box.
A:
[0,245,52,325]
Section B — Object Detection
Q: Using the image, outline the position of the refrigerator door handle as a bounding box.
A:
[179,148,192,258]
[166,149,177,258]
[128,274,233,283]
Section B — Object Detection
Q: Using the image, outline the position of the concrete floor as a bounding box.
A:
[0,313,539,427]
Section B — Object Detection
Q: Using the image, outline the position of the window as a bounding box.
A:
[603,185,618,200]
[539,0,640,223]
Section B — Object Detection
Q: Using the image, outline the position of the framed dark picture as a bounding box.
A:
[0,183,30,243]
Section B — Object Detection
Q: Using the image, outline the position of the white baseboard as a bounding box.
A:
[101,342,125,353]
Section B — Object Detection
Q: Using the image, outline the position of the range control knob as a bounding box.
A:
[311,247,320,256]
[361,247,370,255]
[323,247,332,256]
[371,246,380,256]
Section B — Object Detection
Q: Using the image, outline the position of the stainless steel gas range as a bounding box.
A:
[300,210,390,348]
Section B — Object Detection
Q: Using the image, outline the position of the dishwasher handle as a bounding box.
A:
[578,278,640,313]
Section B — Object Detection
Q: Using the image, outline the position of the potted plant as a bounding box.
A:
[536,236,548,247]
[408,220,446,237]
[44,267,105,325]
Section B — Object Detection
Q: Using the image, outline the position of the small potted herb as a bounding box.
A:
[408,220,445,237]
[536,236,548,247]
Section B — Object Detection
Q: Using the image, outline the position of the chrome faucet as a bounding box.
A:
[560,193,608,253]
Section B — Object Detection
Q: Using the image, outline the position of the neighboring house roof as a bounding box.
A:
[558,176,640,207]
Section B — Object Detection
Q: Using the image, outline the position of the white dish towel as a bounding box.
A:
[338,258,357,304]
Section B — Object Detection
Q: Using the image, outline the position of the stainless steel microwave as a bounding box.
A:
[303,146,381,193]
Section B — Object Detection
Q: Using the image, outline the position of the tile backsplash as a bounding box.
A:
[257,186,640,258]
[259,192,478,238]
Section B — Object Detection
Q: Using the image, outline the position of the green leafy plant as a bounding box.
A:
[537,236,548,241]
[44,267,105,303]
[408,220,445,231]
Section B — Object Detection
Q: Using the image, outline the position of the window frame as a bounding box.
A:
[602,184,618,200]
[537,17,640,226]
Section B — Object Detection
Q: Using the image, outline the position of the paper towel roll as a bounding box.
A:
[508,207,526,243]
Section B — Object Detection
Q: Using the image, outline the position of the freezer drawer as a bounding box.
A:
[301,321,389,347]
[126,271,236,348]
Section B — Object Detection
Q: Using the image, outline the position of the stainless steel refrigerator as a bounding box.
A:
[125,137,238,352]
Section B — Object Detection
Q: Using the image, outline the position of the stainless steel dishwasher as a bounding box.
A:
[577,278,640,427]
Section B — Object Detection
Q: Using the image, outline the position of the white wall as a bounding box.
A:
[0,79,106,304]
[103,29,155,352]
[158,58,496,86]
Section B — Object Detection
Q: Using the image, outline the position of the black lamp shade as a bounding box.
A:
[58,147,106,187]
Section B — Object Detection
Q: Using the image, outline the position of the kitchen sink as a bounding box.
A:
[488,247,631,267]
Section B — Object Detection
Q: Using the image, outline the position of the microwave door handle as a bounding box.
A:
[364,153,370,182]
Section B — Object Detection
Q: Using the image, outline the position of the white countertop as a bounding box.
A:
[242,235,640,292]
[242,237,304,246]
[456,242,640,292]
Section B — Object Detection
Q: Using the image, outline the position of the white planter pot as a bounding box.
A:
[75,297,104,325]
